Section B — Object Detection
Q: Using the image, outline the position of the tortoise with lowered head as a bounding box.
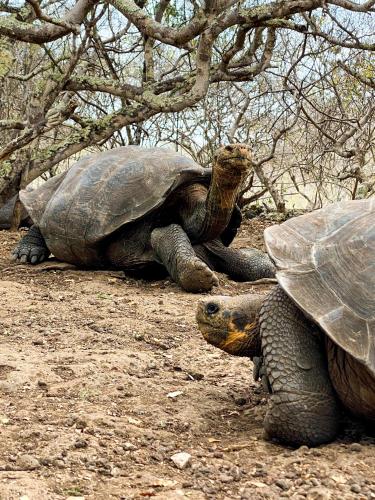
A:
[197,199,375,446]
[11,144,274,292]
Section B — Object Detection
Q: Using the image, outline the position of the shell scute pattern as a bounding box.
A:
[20,146,209,265]
[265,199,375,375]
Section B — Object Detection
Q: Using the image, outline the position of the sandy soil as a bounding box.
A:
[0,219,374,500]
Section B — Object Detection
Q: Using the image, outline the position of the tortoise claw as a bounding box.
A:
[253,356,272,393]
[253,356,263,381]
[11,225,49,265]
[30,254,39,264]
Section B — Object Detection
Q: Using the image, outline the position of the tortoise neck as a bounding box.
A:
[236,316,261,358]
[195,159,247,242]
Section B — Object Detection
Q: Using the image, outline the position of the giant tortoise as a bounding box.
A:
[11,144,274,292]
[197,199,375,445]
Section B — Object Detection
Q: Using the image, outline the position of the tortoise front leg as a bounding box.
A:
[11,225,50,264]
[259,286,341,447]
[151,224,218,293]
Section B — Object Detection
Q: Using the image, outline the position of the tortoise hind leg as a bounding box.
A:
[194,240,275,281]
[151,224,218,292]
[259,286,341,447]
[11,225,50,264]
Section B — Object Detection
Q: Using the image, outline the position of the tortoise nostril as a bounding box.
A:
[206,302,220,315]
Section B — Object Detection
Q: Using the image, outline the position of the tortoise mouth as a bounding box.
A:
[198,322,229,348]
[219,153,250,161]
[216,154,251,167]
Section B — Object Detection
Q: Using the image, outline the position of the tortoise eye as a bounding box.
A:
[206,302,219,315]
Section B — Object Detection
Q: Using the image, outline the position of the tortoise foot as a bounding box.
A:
[151,223,218,293]
[178,258,218,293]
[11,225,50,264]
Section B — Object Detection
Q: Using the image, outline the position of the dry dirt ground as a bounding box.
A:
[0,219,374,500]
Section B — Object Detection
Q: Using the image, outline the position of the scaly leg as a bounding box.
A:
[259,285,341,447]
[151,224,218,292]
[194,240,275,281]
[11,225,50,264]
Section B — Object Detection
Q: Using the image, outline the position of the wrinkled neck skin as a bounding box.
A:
[177,145,251,243]
[195,160,248,242]
[176,183,207,239]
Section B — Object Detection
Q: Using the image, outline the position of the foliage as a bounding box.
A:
[0,0,374,209]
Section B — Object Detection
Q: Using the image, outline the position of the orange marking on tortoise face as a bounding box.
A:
[220,330,249,353]
[244,321,257,332]
[218,320,257,354]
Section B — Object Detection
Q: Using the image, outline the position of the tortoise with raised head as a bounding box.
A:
[197,199,375,445]
[11,144,274,292]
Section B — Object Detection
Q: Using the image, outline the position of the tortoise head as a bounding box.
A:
[196,294,264,357]
[213,144,252,181]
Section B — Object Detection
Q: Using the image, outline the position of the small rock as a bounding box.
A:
[306,487,331,500]
[39,457,52,466]
[181,481,193,488]
[203,486,218,495]
[170,452,191,469]
[349,442,362,452]
[17,454,40,470]
[111,466,121,477]
[276,479,290,491]
[53,458,65,468]
[218,473,234,483]
[0,382,15,394]
[351,484,361,493]
[128,417,142,426]
[234,397,247,406]
[167,391,184,399]
[249,480,268,488]
[123,441,137,451]
[331,473,346,484]
[311,449,322,456]
[295,445,310,455]
[197,465,211,475]
[74,439,88,449]
[74,417,88,429]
